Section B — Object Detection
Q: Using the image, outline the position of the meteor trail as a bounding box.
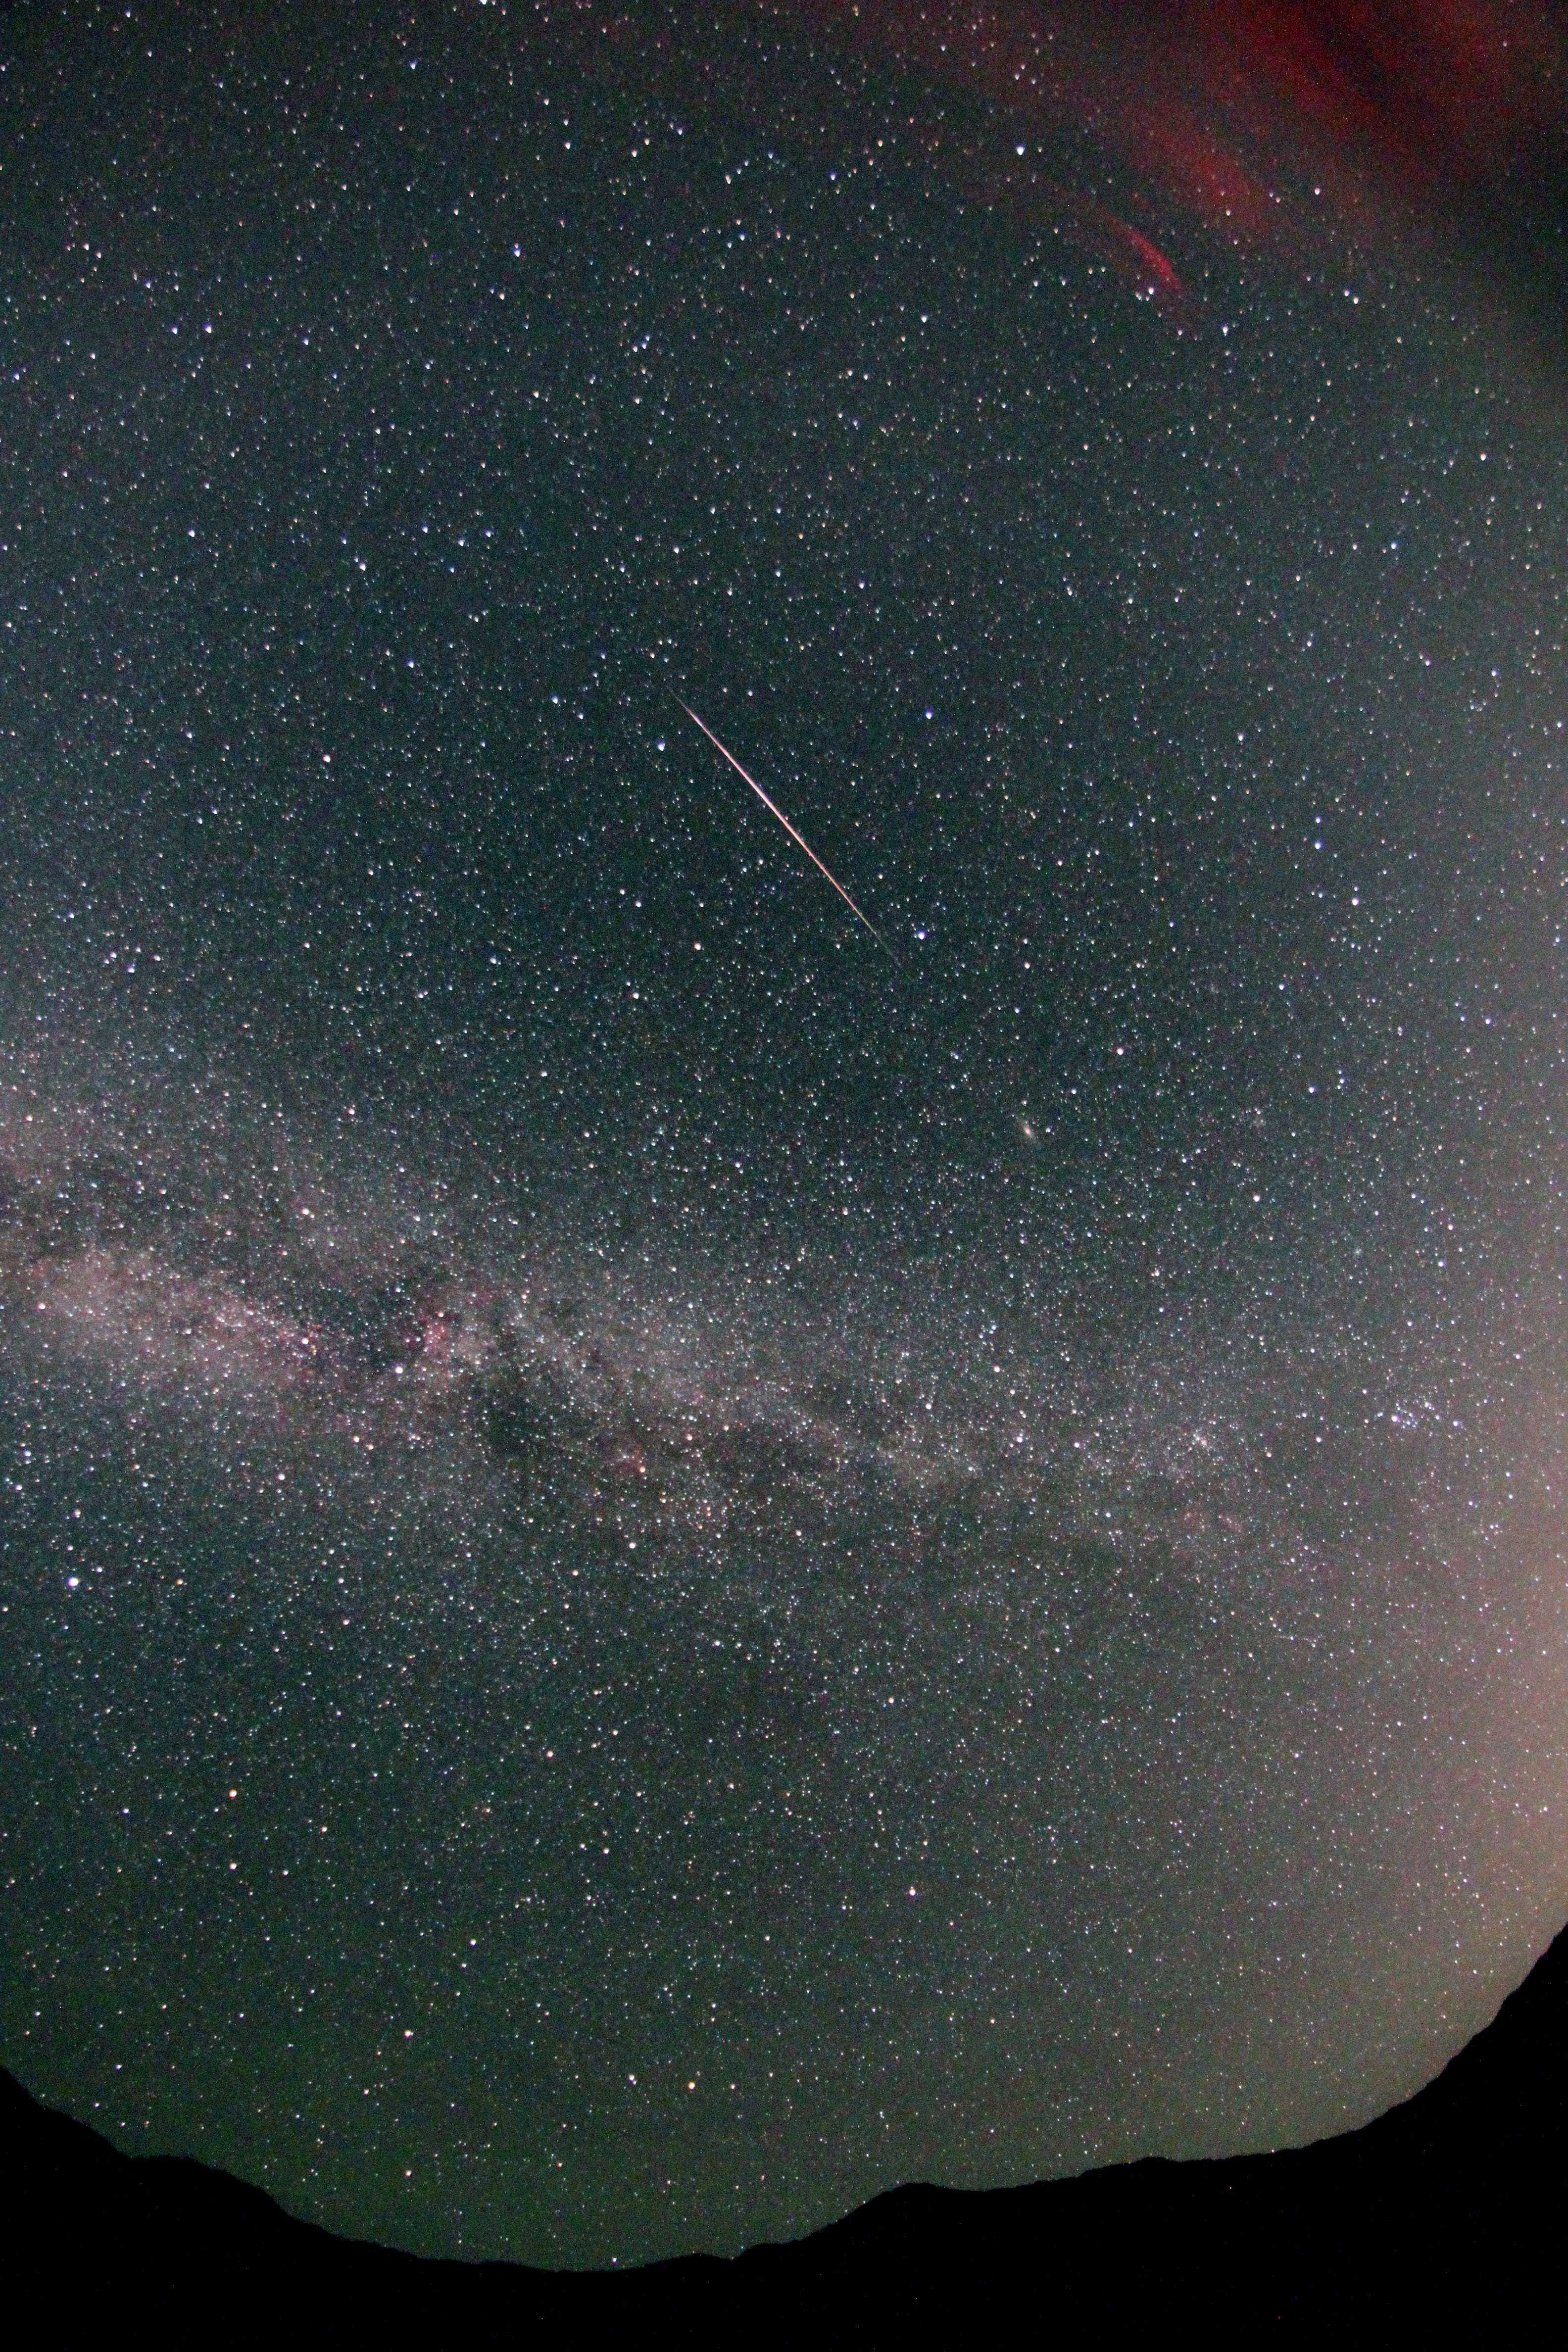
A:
[674,697,885,948]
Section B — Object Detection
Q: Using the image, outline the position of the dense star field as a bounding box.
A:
[3,0,1567,2269]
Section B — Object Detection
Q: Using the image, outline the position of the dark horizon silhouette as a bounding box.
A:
[6,1908,1564,2334]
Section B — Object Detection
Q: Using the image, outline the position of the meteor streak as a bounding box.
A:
[674,697,885,948]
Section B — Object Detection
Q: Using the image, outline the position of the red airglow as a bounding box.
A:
[1215,0,1564,186]
[777,6,1274,201]
[1058,193,1195,326]
[933,130,1195,321]
[1103,216,1180,293]
[1127,107,1280,247]
[768,0,1568,321]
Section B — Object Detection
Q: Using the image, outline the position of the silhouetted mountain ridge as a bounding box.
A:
[5,1917,1564,2336]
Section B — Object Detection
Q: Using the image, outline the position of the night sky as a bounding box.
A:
[3,0,1568,2271]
